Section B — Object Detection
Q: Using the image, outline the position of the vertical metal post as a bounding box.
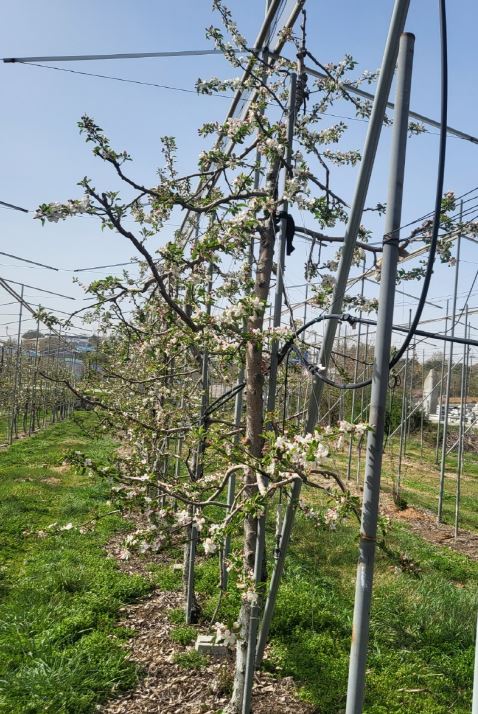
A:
[405,339,416,448]
[266,72,297,414]
[396,311,411,502]
[438,200,463,522]
[29,318,41,435]
[345,33,415,714]
[340,326,346,421]
[185,259,213,624]
[435,299,449,463]
[174,389,185,483]
[305,0,410,432]
[9,284,24,444]
[357,324,370,484]
[223,380,243,589]
[420,349,425,459]
[454,307,468,537]
[347,260,366,479]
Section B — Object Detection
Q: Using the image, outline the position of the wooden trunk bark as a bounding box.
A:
[226,161,279,714]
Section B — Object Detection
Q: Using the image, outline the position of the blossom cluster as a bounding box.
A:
[35,196,90,223]
[215,621,239,647]
[266,429,331,479]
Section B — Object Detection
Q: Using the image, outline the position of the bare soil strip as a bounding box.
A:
[382,499,478,561]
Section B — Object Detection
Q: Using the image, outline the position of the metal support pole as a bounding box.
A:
[420,349,425,459]
[9,284,24,444]
[347,260,366,479]
[222,380,243,589]
[454,307,467,537]
[396,312,411,502]
[357,324,370,484]
[266,72,297,414]
[438,200,463,522]
[305,0,410,432]
[405,340,416,447]
[255,476,301,666]
[345,33,415,714]
[185,262,212,624]
[435,299,449,463]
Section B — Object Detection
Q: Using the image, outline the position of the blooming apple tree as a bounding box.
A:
[33,4,458,711]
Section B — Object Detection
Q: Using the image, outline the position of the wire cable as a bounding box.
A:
[18,61,235,99]
[0,251,59,271]
[0,200,29,212]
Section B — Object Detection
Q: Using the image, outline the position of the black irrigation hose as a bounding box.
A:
[205,381,245,417]
[203,0,448,407]
[285,0,449,393]
[388,0,448,369]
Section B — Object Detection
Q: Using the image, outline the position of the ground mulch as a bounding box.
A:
[101,519,314,714]
[382,499,478,561]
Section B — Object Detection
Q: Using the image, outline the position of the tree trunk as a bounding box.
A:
[226,161,279,714]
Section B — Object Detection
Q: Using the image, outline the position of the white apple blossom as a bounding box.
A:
[203,538,217,555]
[215,622,237,648]
[176,510,190,527]
[194,516,206,531]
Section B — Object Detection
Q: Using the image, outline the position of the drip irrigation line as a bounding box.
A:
[205,381,245,417]
[277,306,478,391]
[196,302,478,420]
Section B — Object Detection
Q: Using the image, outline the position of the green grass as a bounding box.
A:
[381,432,478,532]
[173,650,209,669]
[2,413,476,712]
[270,516,478,713]
[170,625,197,646]
[0,412,152,713]
[163,502,478,713]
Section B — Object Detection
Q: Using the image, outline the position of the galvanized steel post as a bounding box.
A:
[437,200,463,522]
[345,33,415,714]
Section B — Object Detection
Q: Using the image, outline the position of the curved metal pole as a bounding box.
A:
[305,0,411,433]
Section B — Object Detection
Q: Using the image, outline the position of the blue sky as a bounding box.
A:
[1,0,477,356]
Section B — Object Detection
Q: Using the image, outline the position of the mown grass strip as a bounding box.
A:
[161,501,478,713]
[0,413,152,714]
